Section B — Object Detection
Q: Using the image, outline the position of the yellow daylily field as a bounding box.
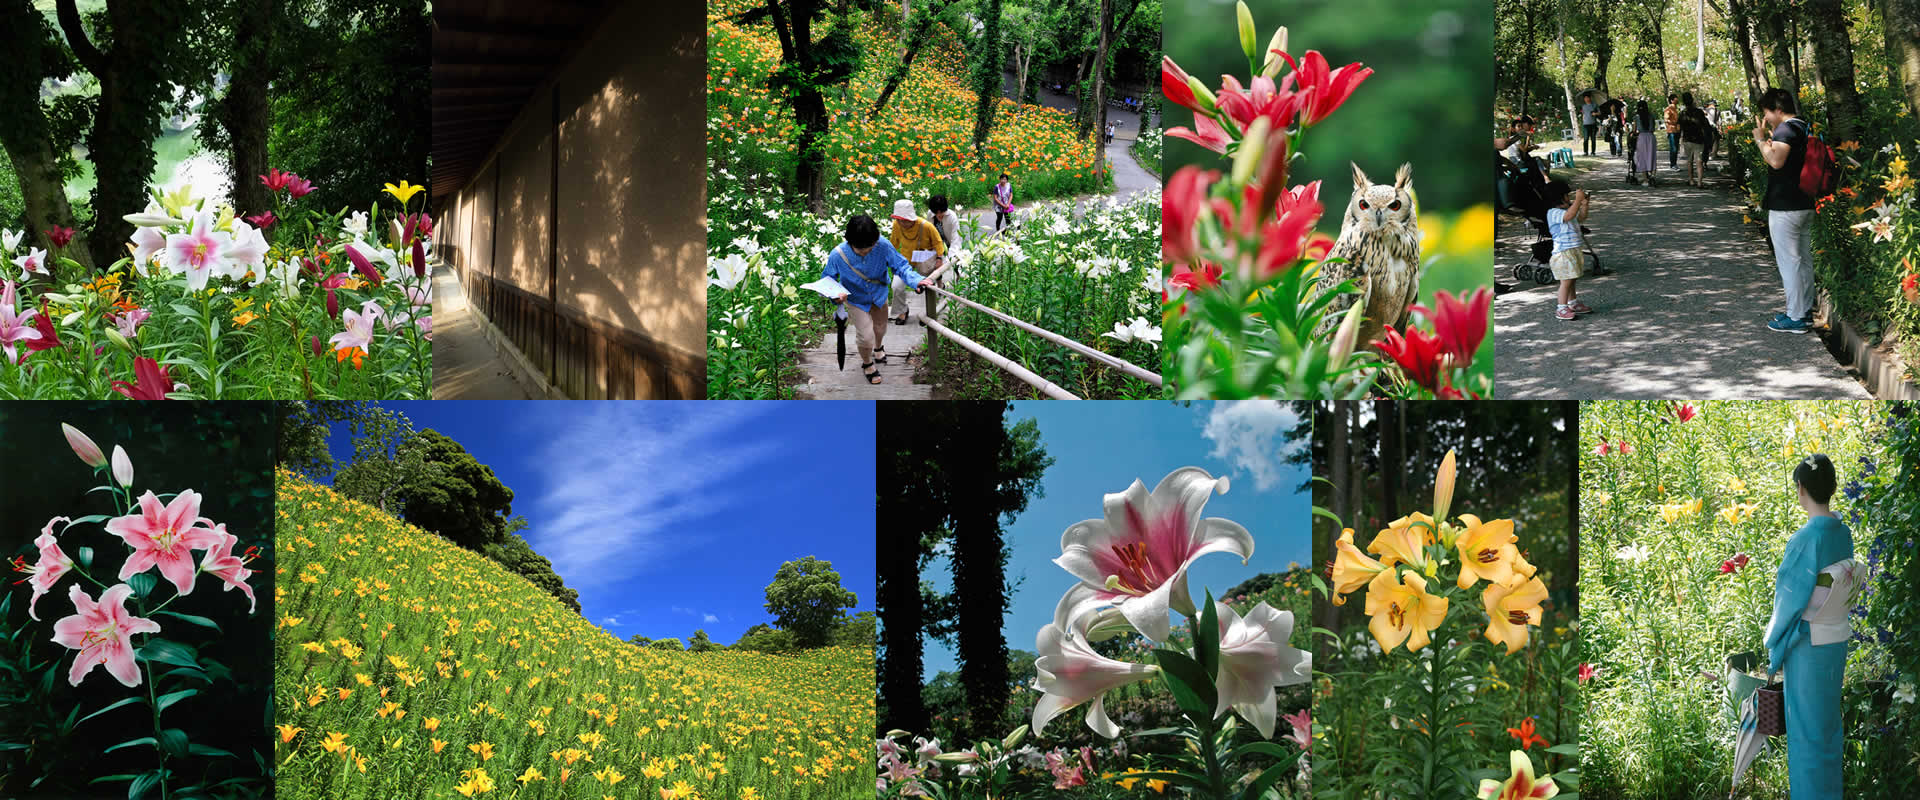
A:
[272,472,872,800]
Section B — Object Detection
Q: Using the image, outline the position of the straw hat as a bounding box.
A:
[890,199,918,222]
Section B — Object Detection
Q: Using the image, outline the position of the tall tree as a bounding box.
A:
[1807,0,1863,143]
[871,0,948,118]
[1727,0,1767,105]
[764,556,859,648]
[395,429,515,550]
[333,406,437,514]
[876,402,949,735]
[57,0,190,269]
[1078,0,1144,151]
[1635,0,1672,97]
[952,403,1049,743]
[744,1,862,214]
[1887,0,1920,122]
[971,0,1006,161]
[0,1,89,267]
[1756,0,1800,97]
[1559,0,1581,131]
[212,0,277,220]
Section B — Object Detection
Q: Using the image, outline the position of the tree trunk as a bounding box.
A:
[1729,0,1767,106]
[1759,3,1800,99]
[1594,0,1615,92]
[971,0,1004,162]
[1645,2,1670,98]
[61,0,176,271]
[1087,0,1111,149]
[1888,0,1920,122]
[1559,0,1580,133]
[767,0,830,214]
[222,0,277,222]
[1376,400,1401,525]
[1807,0,1863,144]
[0,0,89,269]
[1014,43,1030,103]
[953,403,1009,745]
[871,0,942,118]
[1318,402,1349,665]
[1698,0,1706,70]
[876,402,930,735]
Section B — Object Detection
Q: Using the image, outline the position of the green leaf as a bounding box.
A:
[129,770,162,800]
[155,689,197,713]
[1153,648,1218,723]
[87,774,140,785]
[160,665,212,685]
[1194,589,1220,681]
[159,728,188,759]
[137,639,199,670]
[104,736,158,753]
[67,514,111,526]
[1239,761,1293,800]
[154,611,220,633]
[1226,740,1292,762]
[77,696,146,727]
[1545,743,1581,756]
[127,572,157,599]
[187,742,235,758]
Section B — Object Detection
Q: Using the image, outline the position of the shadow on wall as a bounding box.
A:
[555,0,707,359]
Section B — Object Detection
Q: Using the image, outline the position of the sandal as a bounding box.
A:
[863,362,882,384]
[892,313,909,326]
[874,347,888,365]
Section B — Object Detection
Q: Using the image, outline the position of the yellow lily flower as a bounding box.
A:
[384,180,425,206]
[1453,514,1520,590]
[1365,568,1448,653]
[1330,528,1387,605]
[1482,575,1548,655]
[1368,512,1434,570]
[1717,502,1759,525]
[1477,750,1560,798]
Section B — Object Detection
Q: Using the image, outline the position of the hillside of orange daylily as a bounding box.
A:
[272,472,872,800]
[707,0,1109,209]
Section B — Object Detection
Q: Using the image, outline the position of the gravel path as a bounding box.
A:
[1494,153,1869,399]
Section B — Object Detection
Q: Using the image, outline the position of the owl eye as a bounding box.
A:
[1389,200,1402,211]
[1358,200,1370,210]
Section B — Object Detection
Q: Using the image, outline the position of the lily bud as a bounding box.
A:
[1001,724,1029,751]
[111,445,133,488]
[1186,76,1218,113]
[102,328,131,351]
[1327,304,1364,370]
[1433,449,1457,525]
[326,288,340,319]
[1236,1,1258,66]
[311,335,325,358]
[1261,27,1291,78]
[61,423,106,468]
[884,730,911,740]
[932,751,978,764]
[1232,117,1272,187]
[412,239,426,279]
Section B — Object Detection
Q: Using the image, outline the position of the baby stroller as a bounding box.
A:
[1496,154,1605,286]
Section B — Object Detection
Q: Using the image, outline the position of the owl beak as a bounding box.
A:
[1373,209,1385,226]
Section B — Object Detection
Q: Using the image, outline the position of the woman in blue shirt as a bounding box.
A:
[1766,454,1853,798]
[822,214,927,384]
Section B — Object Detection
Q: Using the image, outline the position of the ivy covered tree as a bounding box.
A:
[0,1,87,262]
[733,0,864,213]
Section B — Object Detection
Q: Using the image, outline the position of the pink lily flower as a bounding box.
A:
[50,583,161,687]
[244,211,277,230]
[61,423,106,468]
[222,220,270,277]
[286,175,313,200]
[1213,601,1312,738]
[1031,613,1159,738]
[112,308,151,339]
[131,225,166,269]
[1052,467,1253,643]
[13,247,47,281]
[330,307,376,353]
[165,210,234,291]
[1283,708,1312,750]
[198,525,256,613]
[259,168,294,193]
[415,315,432,340]
[0,301,43,364]
[13,517,74,620]
[105,490,222,596]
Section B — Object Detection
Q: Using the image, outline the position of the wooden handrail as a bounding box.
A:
[920,314,1081,400]
[920,282,1163,387]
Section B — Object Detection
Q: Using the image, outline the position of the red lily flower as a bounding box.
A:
[1168,262,1223,292]
[1282,50,1374,126]
[1430,287,1491,368]
[1904,270,1919,304]
[25,301,61,353]
[412,239,426,278]
[1256,196,1324,278]
[1163,167,1218,266]
[1304,232,1335,262]
[1675,402,1699,423]
[245,211,277,229]
[1161,56,1205,114]
[259,168,294,193]
[1216,73,1310,134]
[45,226,75,249]
[1167,114,1232,154]
[1618,441,1635,455]
[1578,663,1597,683]
[1594,439,1612,456]
[319,272,350,290]
[111,357,173,400]
[1374,325,1444,392]
[1507,717,1550,751]
[286,174,314,200]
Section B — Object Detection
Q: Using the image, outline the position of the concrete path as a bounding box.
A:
[1494,154,1869,399]
[429,263,537,400]
[794,292,936,400]
[963,137,1160,233]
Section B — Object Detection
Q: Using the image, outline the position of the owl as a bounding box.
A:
[1314,162,1423,349]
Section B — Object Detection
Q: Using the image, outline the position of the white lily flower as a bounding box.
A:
[1213,601,1312,739]
[123,200,181,228]
[710,253,749,290]
[1031,612,1159,738]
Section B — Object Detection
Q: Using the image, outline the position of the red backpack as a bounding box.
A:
[1798,122,1839,199]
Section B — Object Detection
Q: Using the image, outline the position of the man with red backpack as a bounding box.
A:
[1755,87,1833,335]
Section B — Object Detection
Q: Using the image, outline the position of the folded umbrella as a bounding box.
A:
[835,306,848,370]
[1729,671,1770,798]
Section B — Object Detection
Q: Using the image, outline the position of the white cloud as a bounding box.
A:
[600,616,623,627]
[525,402,783,588]
[1201,401,1306,492]
[702,614,718,624]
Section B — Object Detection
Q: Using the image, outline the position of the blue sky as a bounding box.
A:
[327,402,876,645]
[921,401,1312,678]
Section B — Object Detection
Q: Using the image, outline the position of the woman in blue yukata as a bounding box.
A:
[1766,453,1854,798]
[822,214,927,385]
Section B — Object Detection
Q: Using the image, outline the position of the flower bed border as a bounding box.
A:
[1819,289,1920,400]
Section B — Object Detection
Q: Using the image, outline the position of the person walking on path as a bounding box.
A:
[1581,93,1598,156]
[992,173,1015,231]
[1755,87,1818,334]
[1664,94,1682,170]
[1546,184,1594,320]
[1766,454,1853,800]
[1679,92,1711,187]
[822,214,928,385]
[887,198,946,327]
[1630,100,1659,185]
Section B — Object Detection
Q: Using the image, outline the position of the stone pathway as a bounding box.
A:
[1494,153,1869,399]
[429,263,537,400]
[794,292,937,400]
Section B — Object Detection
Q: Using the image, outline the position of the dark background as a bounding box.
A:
[0,402,274,799]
